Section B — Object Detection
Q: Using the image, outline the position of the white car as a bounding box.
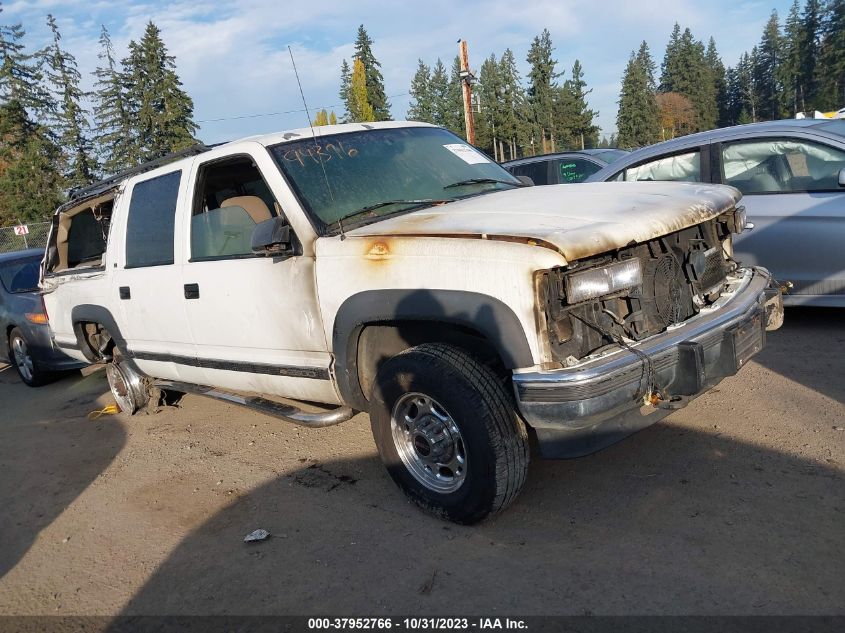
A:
[41,122,782,523]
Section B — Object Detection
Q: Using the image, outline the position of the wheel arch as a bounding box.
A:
[332,289,534,411]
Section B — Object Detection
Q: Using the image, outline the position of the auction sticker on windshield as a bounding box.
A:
[443,143,490,164]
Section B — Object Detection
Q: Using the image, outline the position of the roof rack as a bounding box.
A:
[69,142,222,201]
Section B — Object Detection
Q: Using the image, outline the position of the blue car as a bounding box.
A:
[0,249,86,386]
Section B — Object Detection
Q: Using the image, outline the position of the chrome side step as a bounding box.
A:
[154,380,355,428]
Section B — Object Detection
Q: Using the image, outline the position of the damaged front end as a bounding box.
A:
[519,208,783,459]
[536,209,767,368]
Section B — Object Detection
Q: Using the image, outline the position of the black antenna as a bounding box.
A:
[287,46,344,240]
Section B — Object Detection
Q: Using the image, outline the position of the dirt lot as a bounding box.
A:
[0,308,843,616]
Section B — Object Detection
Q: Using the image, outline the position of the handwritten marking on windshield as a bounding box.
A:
[282,142,358,167]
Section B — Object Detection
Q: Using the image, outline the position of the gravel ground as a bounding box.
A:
[0,308,842,616]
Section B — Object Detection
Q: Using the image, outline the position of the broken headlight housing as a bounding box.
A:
[720,205,751,234]
[564,258,643,304]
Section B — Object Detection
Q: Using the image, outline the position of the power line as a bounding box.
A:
[196,92,410,124]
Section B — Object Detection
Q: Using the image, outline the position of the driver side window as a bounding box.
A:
[190,156,282,261]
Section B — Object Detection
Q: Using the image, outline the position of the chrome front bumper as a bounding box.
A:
[513,267,782,458]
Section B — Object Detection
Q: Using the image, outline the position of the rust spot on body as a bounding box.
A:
[365,241,391,260]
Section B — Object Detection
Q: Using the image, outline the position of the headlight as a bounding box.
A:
[565,259,643,304]
[722,206,753,233]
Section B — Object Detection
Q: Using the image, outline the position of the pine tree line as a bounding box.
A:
[338,25,391,123]
[406,29,600,160]
[0,5,197,225]
[617,0,844,149]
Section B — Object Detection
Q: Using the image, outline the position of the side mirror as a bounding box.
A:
[251,216,292,255]
[516,175,535,186]
[839,167,845,187]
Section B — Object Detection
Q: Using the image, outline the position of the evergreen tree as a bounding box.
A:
[781,0,803,114]
[659,24,683,93]
[429,58,450,129]
[348,58,374,122]
[476,53,503,157]
[660,26,716,131]
[329,111,338,125]
[93,25,134,174]
[558,60,598,149]
[0,7,63,224]
[0,101,64,224]
[616,42,660,148]
[753,10,782,120]
[352,25,390,120]
[123,22,197,164]
[797,0,823,110]
[407,59,433,122]
[726,51,757,124]
[820,0,845,108]
[705,38,729,127]
[497,48,527,159]
[338,59,351,122]
[44,14,96,188]
[526,29,558,152]
[445,55,465,136]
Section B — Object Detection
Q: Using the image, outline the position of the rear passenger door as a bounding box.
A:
[112,168,204,384]
[179,148,338,404]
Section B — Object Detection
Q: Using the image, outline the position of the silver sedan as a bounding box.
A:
[587,119,845,307]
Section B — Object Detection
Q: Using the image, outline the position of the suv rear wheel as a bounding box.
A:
[370,343,529,524]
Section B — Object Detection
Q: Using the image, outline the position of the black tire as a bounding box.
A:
[8,327,50,387]
[370,343,529,524]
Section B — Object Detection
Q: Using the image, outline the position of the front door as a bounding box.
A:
[720,136,845,302]
[179,148,338,404]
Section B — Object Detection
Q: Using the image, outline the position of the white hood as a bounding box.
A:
[345,181,741,262]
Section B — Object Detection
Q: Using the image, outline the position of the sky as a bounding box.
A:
[3,0,794,144]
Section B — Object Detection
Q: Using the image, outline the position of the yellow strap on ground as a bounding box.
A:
[88,404,120,420]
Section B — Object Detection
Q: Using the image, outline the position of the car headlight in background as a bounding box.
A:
[564,259,643,304]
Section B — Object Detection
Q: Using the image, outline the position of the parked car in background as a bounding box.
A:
[0,249,86,386]
[502,149,628,185]
[588,119,845,306]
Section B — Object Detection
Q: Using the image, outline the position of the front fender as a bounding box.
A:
[332,289,534,410]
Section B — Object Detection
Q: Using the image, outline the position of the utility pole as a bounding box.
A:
[458,39,476,146]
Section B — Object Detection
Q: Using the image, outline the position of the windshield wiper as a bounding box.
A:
[443,177,524,189]
[336,198,450,226]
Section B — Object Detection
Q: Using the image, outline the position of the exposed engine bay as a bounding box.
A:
[538,216,737,366]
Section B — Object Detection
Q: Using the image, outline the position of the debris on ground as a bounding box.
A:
[243,529,271,543]
[419,569,437,595]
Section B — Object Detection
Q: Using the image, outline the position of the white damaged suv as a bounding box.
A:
[41,122,783,523]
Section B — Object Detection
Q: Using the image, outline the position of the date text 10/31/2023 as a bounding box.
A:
[307,617,528,630]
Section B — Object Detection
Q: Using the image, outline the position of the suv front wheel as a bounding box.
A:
[370,343,529,524]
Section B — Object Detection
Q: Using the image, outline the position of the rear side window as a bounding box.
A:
[620,151,701,182]
[556,158,601,183]
[125,171,181,268]
[507,161,550,185]
[0,258,40,293]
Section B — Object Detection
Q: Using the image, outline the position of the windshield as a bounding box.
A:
[269,126,521,229]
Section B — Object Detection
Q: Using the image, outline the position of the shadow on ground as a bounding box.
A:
[116,418,844,615]
[755,306,845,404]
[0,367,126,579]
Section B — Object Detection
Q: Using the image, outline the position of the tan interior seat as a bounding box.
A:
[220,196,273,224]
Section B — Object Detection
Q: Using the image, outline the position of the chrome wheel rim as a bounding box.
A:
[106,362,138,414]
[11,336,34,382]
[390,392,467,493]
